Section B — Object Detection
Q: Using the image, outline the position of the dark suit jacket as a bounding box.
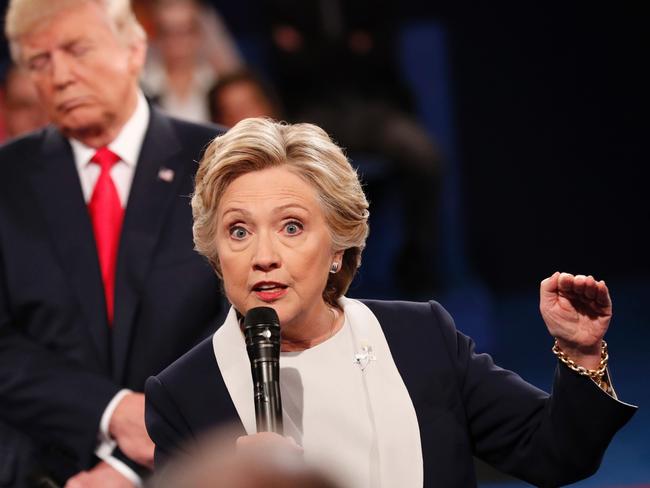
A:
[145,299,636,488]
[0,108,227,485]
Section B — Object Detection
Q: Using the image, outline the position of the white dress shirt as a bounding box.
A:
[69,91,150,486]
[70,90,150,206]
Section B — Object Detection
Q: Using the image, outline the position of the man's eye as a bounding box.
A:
[27,55,49,72]
[69,43,90,57]
[229,226,248,240]
[284,221,303,235]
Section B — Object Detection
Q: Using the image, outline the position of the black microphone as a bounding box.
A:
[243,306,283,434]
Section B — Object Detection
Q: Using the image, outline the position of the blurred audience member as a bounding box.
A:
[208,69,282,127]
[141,0,242,123]
[0,63,48,142]
[265,0,443,297]
[132,0,157,38]
[267,0,413,119]
[147,425,341,488]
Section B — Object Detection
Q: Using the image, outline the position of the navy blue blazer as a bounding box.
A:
[0,109,227,484]
[145,299,636,488]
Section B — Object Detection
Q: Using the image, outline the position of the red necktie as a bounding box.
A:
[88,147,123,325]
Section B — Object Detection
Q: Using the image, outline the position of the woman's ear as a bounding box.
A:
[333,249,344,268]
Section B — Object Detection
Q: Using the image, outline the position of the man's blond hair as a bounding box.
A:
[4,0,146,62]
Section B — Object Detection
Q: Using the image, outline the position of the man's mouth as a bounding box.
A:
[57,97,88,113]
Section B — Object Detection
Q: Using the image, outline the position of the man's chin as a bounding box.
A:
[56,112,108,141]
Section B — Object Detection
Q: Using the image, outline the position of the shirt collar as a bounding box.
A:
[70,90,150,170]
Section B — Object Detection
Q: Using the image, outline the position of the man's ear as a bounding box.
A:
[128,38,147,75]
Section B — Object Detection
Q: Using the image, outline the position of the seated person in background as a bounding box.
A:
[140,0,242,123]
[208,69,283,128]
[0,63,48,142]
[265,0,442,297]
[145,117,636,488]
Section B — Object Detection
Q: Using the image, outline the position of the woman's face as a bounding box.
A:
[215,166,342,336]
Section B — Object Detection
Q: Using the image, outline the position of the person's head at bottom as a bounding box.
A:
[192,117,369,351]
[148,425,340,488]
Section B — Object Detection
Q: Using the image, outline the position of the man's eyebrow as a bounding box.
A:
[24,37,85,59]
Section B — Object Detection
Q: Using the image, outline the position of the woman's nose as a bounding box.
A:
[252,232,281,272]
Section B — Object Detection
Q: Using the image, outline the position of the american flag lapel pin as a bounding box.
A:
[157,167,175,183]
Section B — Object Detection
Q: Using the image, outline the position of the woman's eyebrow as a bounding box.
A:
[271,203,310,214]
[221,207,251,219]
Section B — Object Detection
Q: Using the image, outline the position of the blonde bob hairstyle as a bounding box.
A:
[5,0,146,62]
[192,117,370,307]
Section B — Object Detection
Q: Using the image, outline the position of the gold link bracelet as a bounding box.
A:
[552,339,609,390]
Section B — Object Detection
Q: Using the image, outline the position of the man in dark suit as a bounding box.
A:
[0,0,225,486]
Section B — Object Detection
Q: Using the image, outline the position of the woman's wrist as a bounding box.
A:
[552,338,609,389]
[554,338,602,370]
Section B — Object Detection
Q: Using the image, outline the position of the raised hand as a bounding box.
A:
[540,271,612,369]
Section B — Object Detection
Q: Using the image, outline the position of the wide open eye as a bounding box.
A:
[229,225,249,240]
[283,221,303,236]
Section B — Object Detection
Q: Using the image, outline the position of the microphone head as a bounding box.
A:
[243,306,280,331]
[243,307,281,354]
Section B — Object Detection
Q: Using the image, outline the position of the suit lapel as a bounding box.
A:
[31,126,111,368]
[111,110,186,382]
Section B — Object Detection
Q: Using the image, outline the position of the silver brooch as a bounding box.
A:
[354,344,376,371]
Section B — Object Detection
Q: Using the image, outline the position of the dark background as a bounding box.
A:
[450,3,647,289]
[2,1,646,289]
[200,0,649,291]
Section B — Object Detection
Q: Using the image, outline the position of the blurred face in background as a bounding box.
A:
[154,0,202,67]
[17,1,145,146]
[1,66,48,138]
[211,79,277,128]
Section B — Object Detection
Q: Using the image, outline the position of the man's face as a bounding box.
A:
[18,2,145,143]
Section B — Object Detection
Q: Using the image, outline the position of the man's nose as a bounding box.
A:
[50,51,75,89]
[252,231,281,272]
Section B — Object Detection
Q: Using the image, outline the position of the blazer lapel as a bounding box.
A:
[31,126,111,368]
[111,110,186,382]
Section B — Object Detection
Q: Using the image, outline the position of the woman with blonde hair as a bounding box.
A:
[145,117,634,487]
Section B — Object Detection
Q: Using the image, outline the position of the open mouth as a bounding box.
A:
[252,282,288,301]
[253,282,288,292]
